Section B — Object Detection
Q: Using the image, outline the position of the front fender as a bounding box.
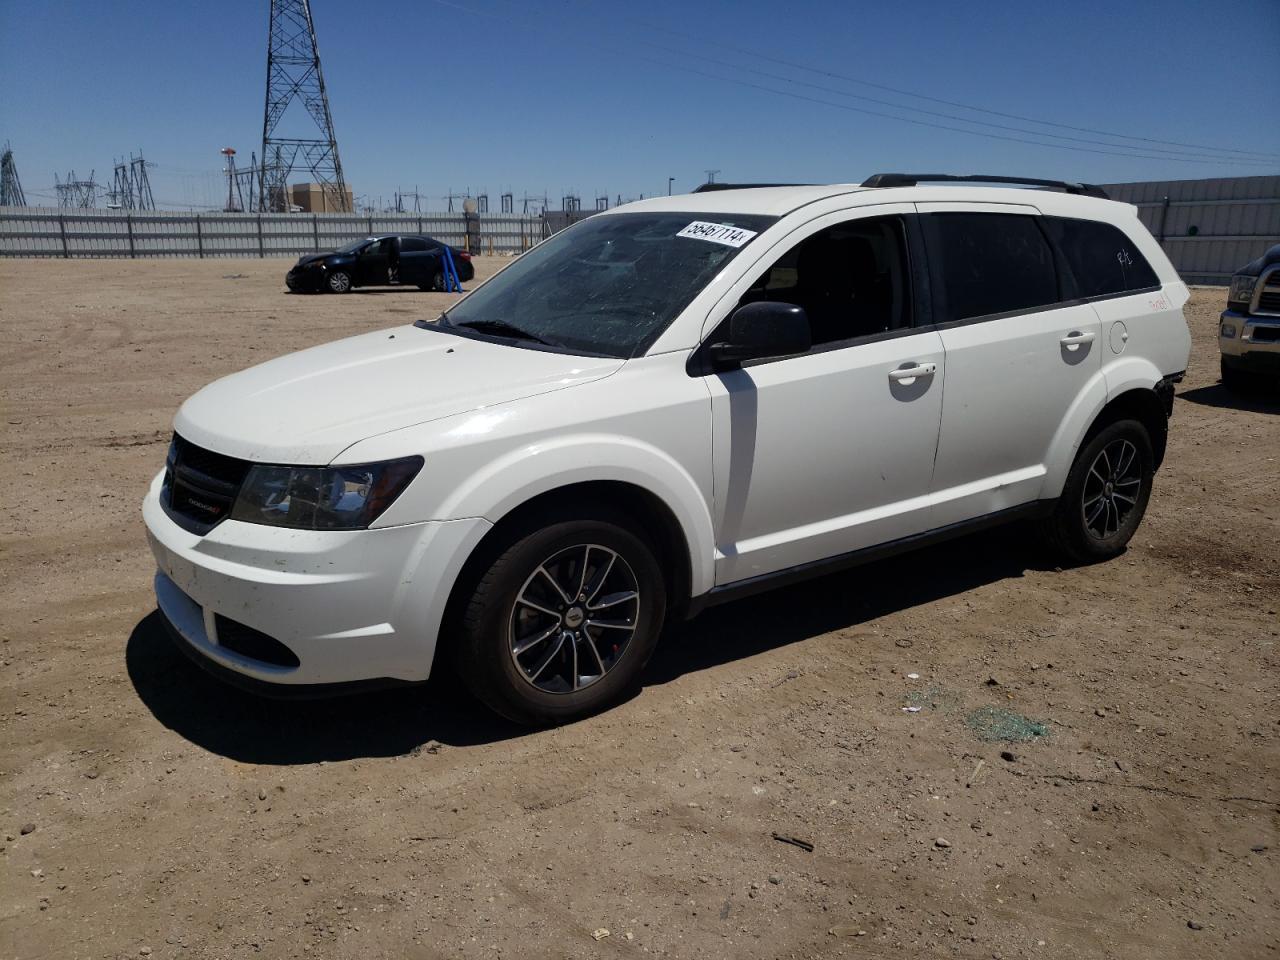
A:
[436,434,716,598]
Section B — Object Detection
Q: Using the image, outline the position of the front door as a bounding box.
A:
[702,209,946,585]
[356,237,394,286]
[918,205,1103,526]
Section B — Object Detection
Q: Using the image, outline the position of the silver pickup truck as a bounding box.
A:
[1220,243,1280,389]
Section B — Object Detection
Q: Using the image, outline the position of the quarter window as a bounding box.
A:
[400,236,429,252]
[924,213,1059,323]
[1042,217,1159,298]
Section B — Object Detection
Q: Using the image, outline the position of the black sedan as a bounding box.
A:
[285,235,475,293]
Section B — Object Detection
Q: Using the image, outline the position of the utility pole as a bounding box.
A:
[260,0,349,212]
[668,177,674,196]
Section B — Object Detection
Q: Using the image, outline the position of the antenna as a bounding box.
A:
[260,0,349,212]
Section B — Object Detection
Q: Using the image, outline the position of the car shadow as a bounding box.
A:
[1178,382,1279,413]
[125,612,525,765]
[126,525,1047,765]
[648,524,1043,684]
[351,287,438,295]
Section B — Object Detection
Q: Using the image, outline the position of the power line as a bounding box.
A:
[426,0,1277,168]
[620,13,1280,162]
[625,36,1273,165]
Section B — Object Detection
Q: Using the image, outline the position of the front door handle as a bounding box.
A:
[1060,331,1096,347]
[888,362,937,382]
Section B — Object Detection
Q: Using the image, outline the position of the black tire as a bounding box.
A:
[454,511,667,726]
[326,269,352,294]
[431,270,445,292]
[1220,357,1247,392]
[1040,418,1154,564]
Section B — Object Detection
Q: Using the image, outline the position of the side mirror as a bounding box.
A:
[707,301,811,369]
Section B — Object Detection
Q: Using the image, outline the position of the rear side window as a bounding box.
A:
[1042,217,1159,298]
[924,213,1059,323]
[400,237,429,252]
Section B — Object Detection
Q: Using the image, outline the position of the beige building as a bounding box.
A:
[290,182,354,213]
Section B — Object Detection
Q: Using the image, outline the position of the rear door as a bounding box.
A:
[397,236,434,285]
[919,204,1102,526]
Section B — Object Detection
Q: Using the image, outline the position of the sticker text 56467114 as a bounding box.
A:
[676,221,759,248]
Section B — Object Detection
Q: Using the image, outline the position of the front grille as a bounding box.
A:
[1249,324,1280,343]
[1257,290,1280,314]
[214,615,300,668]
[163,434,252,533]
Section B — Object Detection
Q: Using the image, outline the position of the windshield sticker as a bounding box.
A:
[677,221,758,247]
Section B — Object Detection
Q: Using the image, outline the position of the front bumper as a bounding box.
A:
[142,472,491,689]
[1219,309,1280,375]
[285,266,324,292]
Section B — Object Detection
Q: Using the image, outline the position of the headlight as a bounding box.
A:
[1228,275,1256,308]
[230,456,422,530]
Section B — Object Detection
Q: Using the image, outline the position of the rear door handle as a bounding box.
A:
[888,362,937,382]
[1060,331,1096,347]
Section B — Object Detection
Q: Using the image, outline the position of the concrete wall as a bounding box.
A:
[1100,175,1280,285]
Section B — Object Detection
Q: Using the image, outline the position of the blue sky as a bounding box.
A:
[2,0,1278,210]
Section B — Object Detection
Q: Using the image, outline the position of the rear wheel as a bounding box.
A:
[431,270,446,292]
[326,270,352,294]
[455,512,666,725]
[1040,418,1154,564]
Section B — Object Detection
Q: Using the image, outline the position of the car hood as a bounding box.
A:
[174,326,623,464]
[294,252,334,267]
[1236,243,1280,278]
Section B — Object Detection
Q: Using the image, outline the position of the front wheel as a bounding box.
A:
[454,514,667,725]
[326,270,352,293]
[1039,418,1154,564]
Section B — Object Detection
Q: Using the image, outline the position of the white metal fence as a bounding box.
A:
[0,207,548,258]
[1101,175,1280,285]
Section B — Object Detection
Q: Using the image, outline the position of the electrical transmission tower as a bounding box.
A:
[55,170,98,208]
[107,152,155,210]
[260,0,349,212]
[0,143,26,206]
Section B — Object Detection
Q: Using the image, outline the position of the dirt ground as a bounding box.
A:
[0,258,1277,960]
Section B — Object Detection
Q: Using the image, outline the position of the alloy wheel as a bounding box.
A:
[508,544,640,694]
[1081,438,1142,540]
[327,271,351,293]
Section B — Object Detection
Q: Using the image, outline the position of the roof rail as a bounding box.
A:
[861,173,1109,200]
[693,182,809,193]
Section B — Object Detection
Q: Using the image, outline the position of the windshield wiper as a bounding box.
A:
[451,318,560,347]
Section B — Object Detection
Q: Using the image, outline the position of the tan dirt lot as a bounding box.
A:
[0,258,1277,960]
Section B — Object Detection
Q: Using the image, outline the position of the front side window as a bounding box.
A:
[1042,217,1159,298]
[734,215,912,347]
[925,213,1059,323]
[425,211,775,357]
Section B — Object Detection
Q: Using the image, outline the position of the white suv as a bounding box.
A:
[143,174,1192,724]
